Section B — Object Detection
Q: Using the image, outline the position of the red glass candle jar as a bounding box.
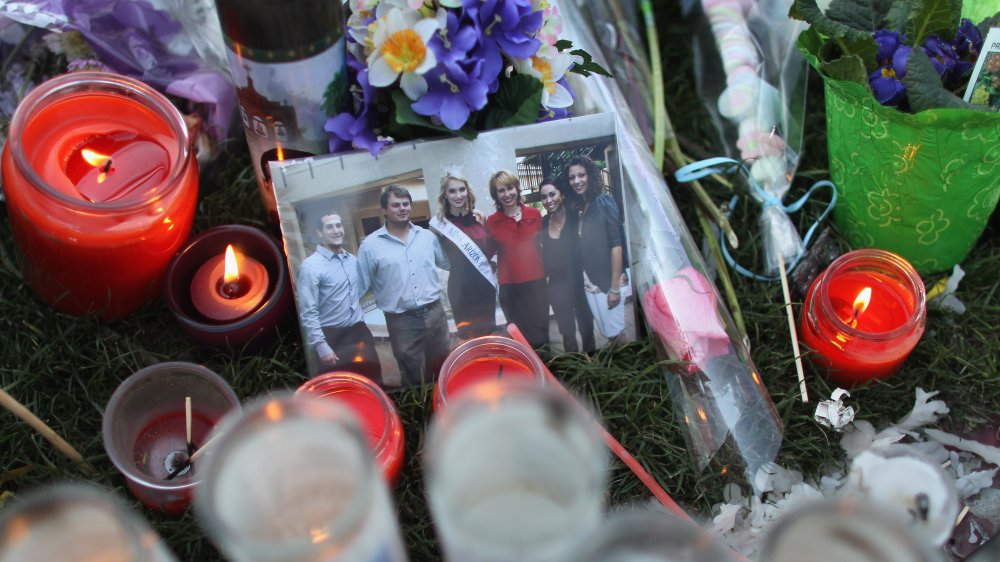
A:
[296,372,405,485]
[434,336,546,412]
[2,72,198,320]
[164,225,292,352]
[799,249,927,386]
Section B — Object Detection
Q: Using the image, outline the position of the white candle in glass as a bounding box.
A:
[0,483,177,562]
[194,395,407,562]
[425,381,606,562]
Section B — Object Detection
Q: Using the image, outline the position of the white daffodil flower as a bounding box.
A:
[367,7,441,100]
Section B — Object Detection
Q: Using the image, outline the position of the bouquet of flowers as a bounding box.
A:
[325,0,609,155]
[791,0,998,112]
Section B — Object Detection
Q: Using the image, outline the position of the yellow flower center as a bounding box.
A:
[881,67,897,79]
[532,57,556,93]
[383,29,427,73]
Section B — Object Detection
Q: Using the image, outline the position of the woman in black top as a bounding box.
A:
[538,178,595,353]
[566,155,627,340]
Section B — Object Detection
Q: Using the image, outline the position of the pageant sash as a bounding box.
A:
[429,216,498,289]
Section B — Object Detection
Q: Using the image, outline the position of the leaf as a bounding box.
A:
[977,13,1000,38]
[884,0,914,31]
[789,0,873,43]
[905,0,961,44]
[872,0,894,24]
[839,35,880,70]
[820,54,870,85]
[568,49,613,78]
[480,74,543,130]
[903,49,978,111]
[390,90,478,140]
[826,0,880,32]
[554,39,573,51]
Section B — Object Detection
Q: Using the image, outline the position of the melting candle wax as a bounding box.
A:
[828,272,910,334]
[133,411,214,481]
[65,131,169,203]
[190,245,269,323]
[439,356,539,408]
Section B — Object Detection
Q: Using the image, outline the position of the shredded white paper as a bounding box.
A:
[708,387,999,558]
[813,388,855,431]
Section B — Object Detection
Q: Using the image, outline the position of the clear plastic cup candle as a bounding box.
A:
[102,362,241,516]
[759,500,945,562]
[425,381,607,562]
[0,483,177,562]
[194,394,408,562]
[434,335,546,412]
[563,507,730,562]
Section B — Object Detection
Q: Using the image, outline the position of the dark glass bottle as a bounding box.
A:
[215,0,348,222]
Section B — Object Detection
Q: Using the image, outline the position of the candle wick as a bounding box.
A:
[165,441,199,481]
[103,158,112,173]
[497,364,504,379]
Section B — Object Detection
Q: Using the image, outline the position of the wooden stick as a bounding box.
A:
[188,430,224,465]
[0,388,96,475]
[185,396,193,454]
[165,429,225,480]
[777,254,808,403]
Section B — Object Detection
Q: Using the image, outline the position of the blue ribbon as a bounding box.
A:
[674,157,838,282]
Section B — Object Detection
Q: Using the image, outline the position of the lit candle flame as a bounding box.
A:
[81,148,110,167]
[275,142,285,161]
[851,287,872,328]
[223,245,240,283]
[81,149,112,184]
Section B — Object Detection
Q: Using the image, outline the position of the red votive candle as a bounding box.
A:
[799,249,927,386]
[1,72,198,320]
[296,372,405,485]
[102,362,241,516]
[165,225,292,352]
[434,336,546,412]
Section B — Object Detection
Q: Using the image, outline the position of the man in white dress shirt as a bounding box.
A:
[358,185,451,385]
[297,211,382,383]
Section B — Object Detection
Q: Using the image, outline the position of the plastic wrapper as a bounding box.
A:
[559,0,783,491]
[684,0,810,277]
[0,0,235,143]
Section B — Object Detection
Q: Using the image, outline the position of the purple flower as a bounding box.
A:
[874,29,905,66]
[411,58,489,130]
[869,45,909,106]
[922,36,958,78]
[952,18,983,59]
[537,106,569,122]
[325,110,387,155]
[431,9,479,65]
[469,0,543,86]
[951,18,983,78]
[326,68,388,155]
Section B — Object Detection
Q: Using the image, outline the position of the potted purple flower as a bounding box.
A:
[792,0,1000,273]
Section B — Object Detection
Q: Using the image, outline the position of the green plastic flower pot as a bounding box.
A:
[803,47,1000,273]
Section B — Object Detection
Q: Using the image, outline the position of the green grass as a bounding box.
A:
[2,2,1000,560]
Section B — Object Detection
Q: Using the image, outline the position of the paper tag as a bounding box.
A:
[963,27,1000,110]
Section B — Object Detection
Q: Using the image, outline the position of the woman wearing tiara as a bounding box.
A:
[429,171,498,339]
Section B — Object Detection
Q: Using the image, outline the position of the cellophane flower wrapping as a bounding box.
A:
[686,0,810,276]
[559,0,783,491]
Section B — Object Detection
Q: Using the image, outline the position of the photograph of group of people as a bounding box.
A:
[272,113,637,387]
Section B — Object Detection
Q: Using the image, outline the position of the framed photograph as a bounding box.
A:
[272,112,638,388]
